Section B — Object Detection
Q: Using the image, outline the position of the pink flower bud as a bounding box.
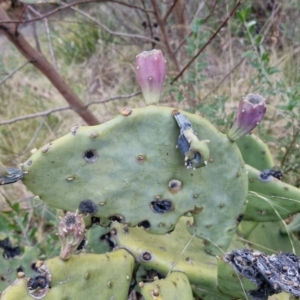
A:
[227,94,267,141]
[58,212,85,260]
[136,49,167,105]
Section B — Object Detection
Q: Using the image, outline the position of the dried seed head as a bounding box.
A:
[58,212,85,260]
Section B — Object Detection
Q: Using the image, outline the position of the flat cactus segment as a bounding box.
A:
[22,105,248,253]
[138,272,193,300]
[1,249,135,300]
[280,214,300,234]
[235,134,274,170]
[0,246,39,292]
[240,221,300,255]
[244,164,300,221]
[111,217,235,298]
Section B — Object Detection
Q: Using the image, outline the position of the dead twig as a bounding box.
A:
[0,6,99,125]
[0,92,141,125]
[0,0,108,24]
[171,0,241,84]
[0,60,31,86]
[67,2,159,44]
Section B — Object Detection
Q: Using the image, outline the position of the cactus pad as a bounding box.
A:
[235,134,274,170]
[244,164,300,221]
[22,106,248,254]
[1,249,135,299]
[138,272,194,300]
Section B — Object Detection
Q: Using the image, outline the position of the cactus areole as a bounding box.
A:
[22,106,248,255]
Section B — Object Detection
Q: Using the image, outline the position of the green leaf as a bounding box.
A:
[255,35,263,45]
[246,20,256,29]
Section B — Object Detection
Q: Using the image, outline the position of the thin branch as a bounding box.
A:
[0,0,109,24]
[0,107,70,126]
[0,92,141,126]
[0,6,99,125]
[150,0,179,70]
[44,18,59,72]
[87,91,141,106]
[202,58,244,101]
[26,9,41,52]
[162,0,179,22]
[110,0,154,13]
[67,2,159,44]
[281,129,300,167]
[171,0,241,84]
[0,60,31,86]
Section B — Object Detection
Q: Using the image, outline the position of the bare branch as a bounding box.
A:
[67,3,159,44]
[0,0,109,24]
[0,6,99,125]
[0,60,30,86]
[0,107,70,126]
[110,0,154,13]
[87,92,141,107]
[150,0,179,70]
[202,58,244,101]
[44,18,59,72]
[0,92,141,126]
[162,0,179,22]
[171,0,241,84]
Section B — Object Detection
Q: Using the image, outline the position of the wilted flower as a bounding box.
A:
[227,94,267,141]
[58,212,85,260]
[135,49,166,105]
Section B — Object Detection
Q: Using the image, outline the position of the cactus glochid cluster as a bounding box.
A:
[1,49,300,300]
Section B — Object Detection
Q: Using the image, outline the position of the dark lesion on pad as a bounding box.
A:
[150,199,173,213]
[78,199,98,215]
[138,220,151,229]
[83,149,98,163]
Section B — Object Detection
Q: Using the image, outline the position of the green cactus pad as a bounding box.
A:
[244,164,300,221]
[239,220,300,255]
[0,246,39,292]
[22,106,247,254]
[235,134,274,170]
[1,249,134,299]
[85,225,112,254]
[280,213,300,234]
[138,272,193,300]
[111,216,249,299]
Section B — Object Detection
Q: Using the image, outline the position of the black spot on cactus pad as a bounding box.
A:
[76,238,86,251]
[91,217,101,225]
[27,275,49,290]
[236,214,244,223]
[109,215,124,223]
[138,220,151,229]
[16,265,24,273]
[31,262,39,272]
[259,169,283,182]
[140,269,165,281]
[0,237,21,259]
[78,199,98,215]
[141,251,152,262]
[99,232,116,249]
[150,200,173,213]
[83,149,98,163]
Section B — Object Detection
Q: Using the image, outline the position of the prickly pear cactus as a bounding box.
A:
[235,134,274,170]
[244,164,300,221]
[0,246,39,292]
[138,272,194,300]
[1,249,135,300]
[22,106,248,255]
